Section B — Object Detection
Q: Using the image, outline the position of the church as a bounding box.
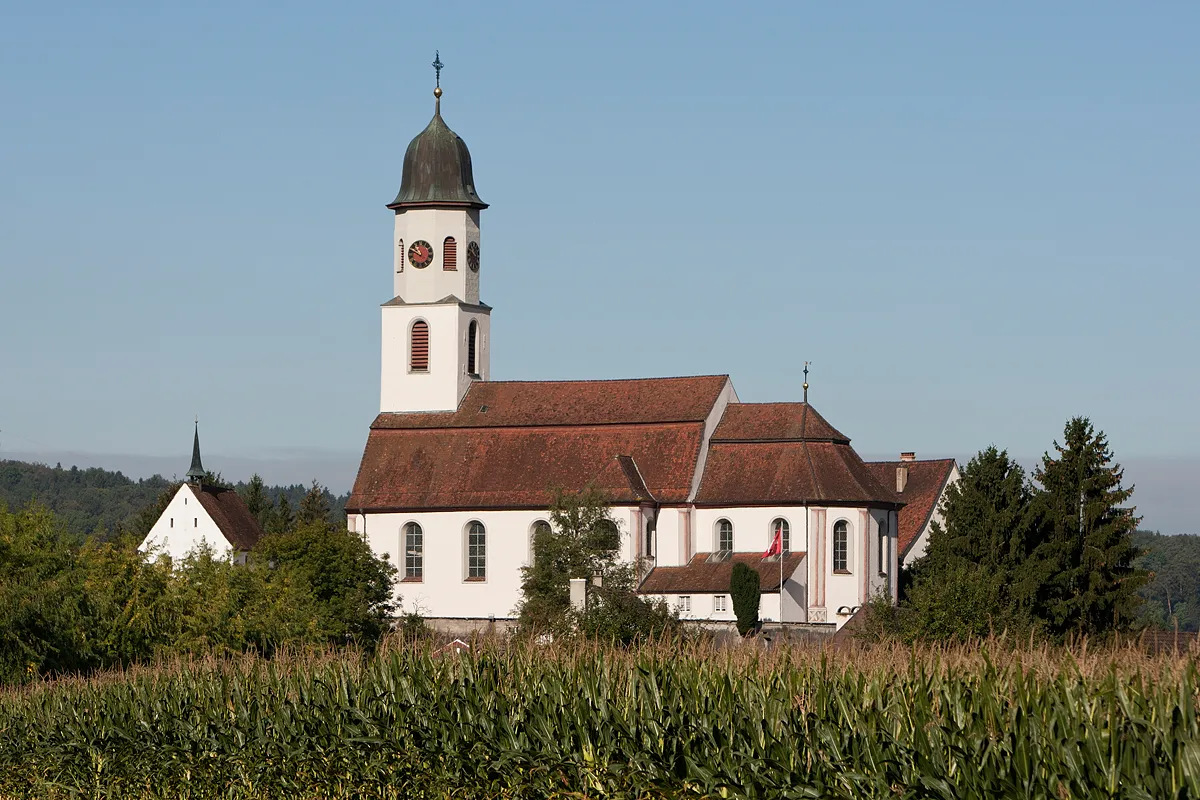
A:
[346,69,958,632]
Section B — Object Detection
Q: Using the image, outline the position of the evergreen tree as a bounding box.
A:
[240,474,270,529]
[730,562,761,636]
[297,480,331,527]
[1033,417,1147,637]
[269,493,294,535]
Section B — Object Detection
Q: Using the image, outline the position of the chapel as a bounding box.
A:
[346,67,957,631]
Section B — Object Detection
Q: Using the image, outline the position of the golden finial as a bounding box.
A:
[802,362,810,403]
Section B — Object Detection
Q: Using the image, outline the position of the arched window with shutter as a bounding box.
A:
[409,320,429,372]
[443,236,457,271]
[467,320,479,376]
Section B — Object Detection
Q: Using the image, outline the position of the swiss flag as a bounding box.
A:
[763,530,782,558]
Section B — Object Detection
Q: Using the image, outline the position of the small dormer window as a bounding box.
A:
[443,237,457,271]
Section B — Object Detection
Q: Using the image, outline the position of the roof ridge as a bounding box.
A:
[469,374,730,387]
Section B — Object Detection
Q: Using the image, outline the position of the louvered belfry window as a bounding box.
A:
[443,237,457,271]
[410,320,429,372]
[467,320,479,376]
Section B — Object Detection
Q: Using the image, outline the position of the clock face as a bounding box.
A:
[467,241,480,272]
[408,240,434,269]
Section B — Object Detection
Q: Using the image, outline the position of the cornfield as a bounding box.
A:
[1,639,1197,799]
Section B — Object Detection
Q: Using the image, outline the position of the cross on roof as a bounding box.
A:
[432,51,443,88]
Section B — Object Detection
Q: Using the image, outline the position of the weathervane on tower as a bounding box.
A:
[803,362,811,403]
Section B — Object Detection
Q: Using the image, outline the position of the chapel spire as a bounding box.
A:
[186,419,206,485]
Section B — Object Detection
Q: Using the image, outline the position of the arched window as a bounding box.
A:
[396,238,403,272]
[404,522,423,580]
[410,320,429,372]
[466,521,486,580]
[716,519,733,553]
[467,320,479,376]
[771,518,790,553]
[530,520,551,564]
[833,520,850,573]
[443,236,457,271]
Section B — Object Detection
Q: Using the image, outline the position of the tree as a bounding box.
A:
[730,562,761,636]
[240,474,270,529]
[252,518,397,647]
[269,493,294,535]
[1033,417,1147,637]
[297,480,331,526]
[517,487,677,643]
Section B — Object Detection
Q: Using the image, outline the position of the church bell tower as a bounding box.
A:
[380,54,490,414]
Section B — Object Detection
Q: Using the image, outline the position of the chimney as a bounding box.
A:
[896,453,914,493]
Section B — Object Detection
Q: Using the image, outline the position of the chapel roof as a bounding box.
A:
[191,485,265,552]
[639,551,806,594]
[864,458,957,556]
[388,95,487,210]
[694,403,900,507]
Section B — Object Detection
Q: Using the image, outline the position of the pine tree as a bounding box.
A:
[893,447,1041,640]
[269,493,294,536]
[1034,417,1147,637]
[297,481,331,527]
[240,474,270,529]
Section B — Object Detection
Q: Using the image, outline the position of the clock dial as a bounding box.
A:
[407,240,434,269]
[466,241,480,272]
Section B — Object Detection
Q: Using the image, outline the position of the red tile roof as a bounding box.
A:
[351,377,730,511]
[372,375,729,430]
[865,459,957,556]
[711,403,849,443]
[696,403,898,507]
[639,552,806,594]
[192,486,265,551]
[349,423,706,511]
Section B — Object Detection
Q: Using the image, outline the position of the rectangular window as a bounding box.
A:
[467,522,486,580]
[679,596,691,614]
[714,595,727,613]
[833,522,849,573]
[170,518,173,528]
[194,518,198,528]
[878,530,889,576]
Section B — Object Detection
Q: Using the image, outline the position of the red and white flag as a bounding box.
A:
[763,530,782,558]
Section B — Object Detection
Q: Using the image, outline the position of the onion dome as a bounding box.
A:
[388,88,487,210]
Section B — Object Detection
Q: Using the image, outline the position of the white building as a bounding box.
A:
[347,74,956,631]
[139,425,265,563]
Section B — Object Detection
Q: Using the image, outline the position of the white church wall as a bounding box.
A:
[692,506,810,555]
[653,507,685,566]
[358,508,632,620]
[139,484,233,563]
[380,302,462,413]
[646,592,777,624]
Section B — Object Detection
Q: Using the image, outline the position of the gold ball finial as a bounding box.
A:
[434,86,442,98]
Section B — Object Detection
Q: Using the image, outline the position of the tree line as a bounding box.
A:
[0,459,349,540]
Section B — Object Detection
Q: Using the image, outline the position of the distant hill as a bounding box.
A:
[0,459,349,540]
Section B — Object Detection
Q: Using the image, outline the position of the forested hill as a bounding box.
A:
[1135,531,1200,632]
[0,459,349,539]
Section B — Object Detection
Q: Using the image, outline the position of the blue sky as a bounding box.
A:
[1,3,1197,528]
